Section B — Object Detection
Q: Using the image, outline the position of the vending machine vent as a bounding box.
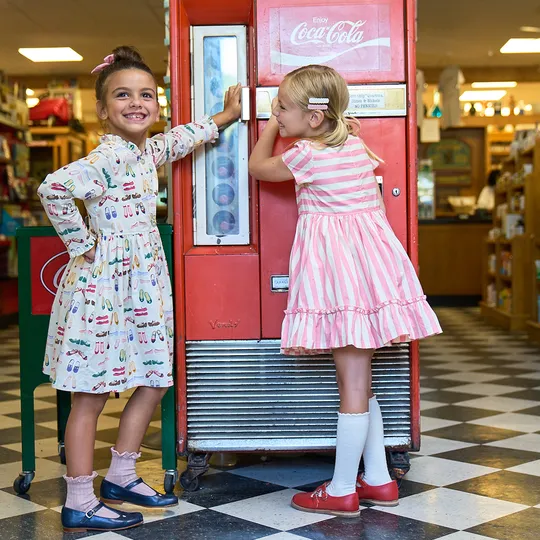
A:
[185,340,412,452]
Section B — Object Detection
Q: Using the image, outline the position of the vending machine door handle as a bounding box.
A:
[241,86,250,122]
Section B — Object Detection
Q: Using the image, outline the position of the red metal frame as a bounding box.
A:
[405,0,420,452]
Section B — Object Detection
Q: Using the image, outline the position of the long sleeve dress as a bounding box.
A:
[37,118,218,393]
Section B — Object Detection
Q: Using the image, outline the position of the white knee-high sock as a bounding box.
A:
[326,412,370,497]
[362,396,392,486]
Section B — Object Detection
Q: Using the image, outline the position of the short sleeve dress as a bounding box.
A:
[280,136,441,355]
[37,117,218,392]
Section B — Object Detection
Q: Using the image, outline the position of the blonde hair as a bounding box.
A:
[282,65,383,162]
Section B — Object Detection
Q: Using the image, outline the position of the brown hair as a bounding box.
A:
[94,46,156,102]
[282,64,383,161]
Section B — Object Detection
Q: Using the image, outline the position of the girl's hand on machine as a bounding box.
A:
[83,246,96,263]
[213,83,242,128]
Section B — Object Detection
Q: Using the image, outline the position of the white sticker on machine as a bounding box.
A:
[271,275,289,292]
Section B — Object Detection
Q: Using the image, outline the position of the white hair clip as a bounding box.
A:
[308,97,329,110]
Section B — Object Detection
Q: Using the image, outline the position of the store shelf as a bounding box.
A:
[0,117,27,131]
[462,115,540,128]
[480,302,529,331]
[500,275,512,284]
[526,320,540,344]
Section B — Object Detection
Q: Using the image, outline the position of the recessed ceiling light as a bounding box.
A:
[460,90,507,102]
[471,81,517,89]
[520,26,540,33]
[500,38,540,54]
[18,47,83,62]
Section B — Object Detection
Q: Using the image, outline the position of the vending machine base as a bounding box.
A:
[178,340,415,490]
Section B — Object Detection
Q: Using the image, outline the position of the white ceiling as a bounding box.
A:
[0,0,540,77]
[0,0,167,76]
[418,0,540,68]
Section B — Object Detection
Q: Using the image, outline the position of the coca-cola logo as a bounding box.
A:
[266,5,392,72]
[40,251,69,296]
[291,19,367,46]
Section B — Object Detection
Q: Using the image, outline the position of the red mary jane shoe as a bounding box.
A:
[356,476,399,506]
[291,482,360,518]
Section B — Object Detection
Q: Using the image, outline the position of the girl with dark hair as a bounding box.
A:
[37,46,241,532]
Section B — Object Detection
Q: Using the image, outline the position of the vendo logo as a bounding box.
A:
[40,251,69,296]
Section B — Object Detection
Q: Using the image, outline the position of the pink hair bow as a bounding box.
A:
[91,54,114,74]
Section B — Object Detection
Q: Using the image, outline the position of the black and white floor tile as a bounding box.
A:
[1,308,540,539]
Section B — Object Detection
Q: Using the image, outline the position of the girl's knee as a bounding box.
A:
[137,385,169,401]
[73,392,109,415]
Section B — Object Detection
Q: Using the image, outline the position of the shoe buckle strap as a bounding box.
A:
[85,502,103,519]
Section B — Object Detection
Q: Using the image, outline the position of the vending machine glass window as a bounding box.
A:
[192,27,249,245]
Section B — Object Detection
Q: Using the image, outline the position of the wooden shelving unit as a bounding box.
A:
[481,235,531,330]
[481,140,538,331]
[528,237,540,343]
[486,131,514,173]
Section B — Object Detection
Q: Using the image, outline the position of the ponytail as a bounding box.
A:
[346,117,385,164]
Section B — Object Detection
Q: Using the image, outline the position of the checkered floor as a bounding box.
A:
[1,308,540,539]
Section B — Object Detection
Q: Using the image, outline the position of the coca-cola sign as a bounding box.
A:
[30,236,69,315]
[257,0,405,86]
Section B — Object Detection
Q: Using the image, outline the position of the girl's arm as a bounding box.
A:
[37,154,109,258]
[248,115,294,182]
[149,84,242,169]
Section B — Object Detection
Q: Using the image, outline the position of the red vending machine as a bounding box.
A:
[169,0,419,490]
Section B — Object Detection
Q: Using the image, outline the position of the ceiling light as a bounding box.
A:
[520,26,540,33]
[25,88,35,96]
[460,90,507,102]
[471,81,517,89]
[26,97,39,108]
[500,38,540,54]
[18,47,83,62]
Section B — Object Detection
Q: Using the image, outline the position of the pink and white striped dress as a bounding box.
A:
[280,135,441,355]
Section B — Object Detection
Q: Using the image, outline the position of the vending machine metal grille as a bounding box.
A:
[185,340,411,452]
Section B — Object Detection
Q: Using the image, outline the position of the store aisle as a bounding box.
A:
[1,308,540,539]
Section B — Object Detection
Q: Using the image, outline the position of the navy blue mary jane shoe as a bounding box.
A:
[100,478,179,508]
[61,502,143,533]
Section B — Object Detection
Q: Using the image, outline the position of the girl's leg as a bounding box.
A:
[64,392,118,517]
[65,392,109,477]
[356,359,399,507]
[362,395,393,486]
[105,386,168,496]
[326,346,373,497]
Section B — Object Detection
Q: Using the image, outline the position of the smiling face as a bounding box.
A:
[272,83,314,139]
[96,69,159,146]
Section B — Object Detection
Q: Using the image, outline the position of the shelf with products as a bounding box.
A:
[528,240,540,343]
[481,138,539,331]
[481,235,532,330]
[486,130,514,173]
[28,127,88,226]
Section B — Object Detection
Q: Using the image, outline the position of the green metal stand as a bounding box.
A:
[13,226,177,495]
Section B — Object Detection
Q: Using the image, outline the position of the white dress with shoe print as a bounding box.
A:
[38,117,218,393]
